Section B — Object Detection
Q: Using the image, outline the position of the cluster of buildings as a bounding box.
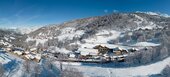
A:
[57,45,138,63]
[5,47,42,62]
[2,44,138,63]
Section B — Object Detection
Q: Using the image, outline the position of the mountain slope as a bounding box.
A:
[0,29,24,47]
[24,12,170,50]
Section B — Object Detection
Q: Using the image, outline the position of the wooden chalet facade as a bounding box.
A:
[93,45,111,55]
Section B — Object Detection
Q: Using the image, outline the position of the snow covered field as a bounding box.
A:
[54,56,170,77]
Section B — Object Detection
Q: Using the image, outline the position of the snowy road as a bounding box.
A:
[56,57,170,77]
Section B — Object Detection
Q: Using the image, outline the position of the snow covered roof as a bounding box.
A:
[69,53,76,58]
[25,54,35,59]
[30,48,37,51]
[14,51,23,55]
[78,48,98,56]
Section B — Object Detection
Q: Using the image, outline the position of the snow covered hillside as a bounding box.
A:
[0,29,24,47]
[21,12,170,55]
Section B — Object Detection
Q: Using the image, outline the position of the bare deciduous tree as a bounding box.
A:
[140,50,152,64]
[159,46,168,59]
[161,65,170,77]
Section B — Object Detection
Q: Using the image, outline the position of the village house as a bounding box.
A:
[34,54,41,62]
[78,48,98,56]
[23,51,30,55]
[69,51,80,58]
[117,56,125,62]
[65,45,134,63]
[128,48,138,52]
[30,48,37,52]
[98,46,129,62]
[5,47,12,52]
[73,48,99,60]
[95,46,126,62]
[23,53,41,62]
[12,47,25,56]
[93,45,128,56]
[112,47,128,56]
[23,54,34,60]
[93,45,112,55]
[14,51,23,56]
[103,54,111,61]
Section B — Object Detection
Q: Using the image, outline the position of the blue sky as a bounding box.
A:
[0,0,170,28]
